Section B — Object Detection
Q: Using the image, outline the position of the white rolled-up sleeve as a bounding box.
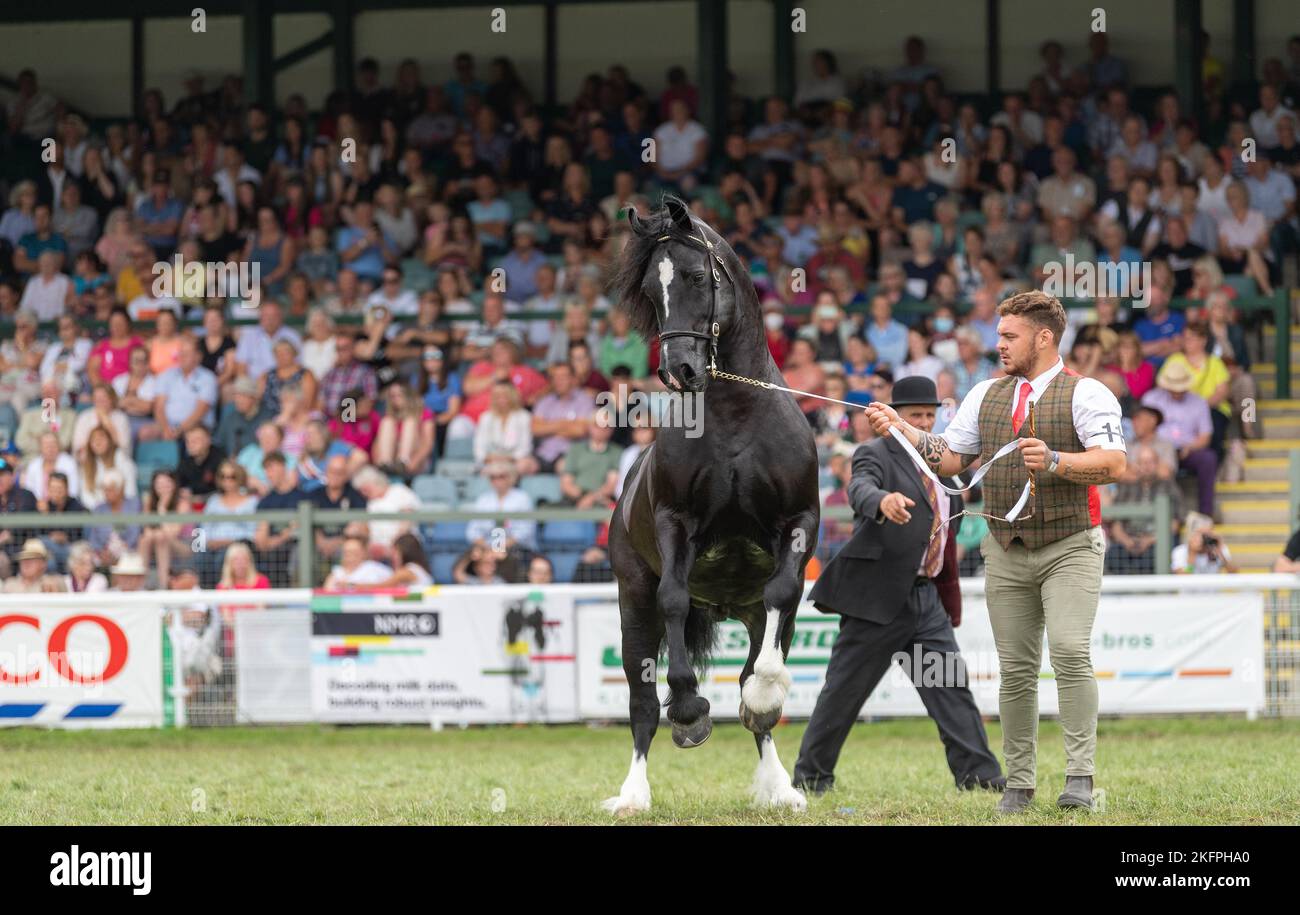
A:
[1073,377,1128,450]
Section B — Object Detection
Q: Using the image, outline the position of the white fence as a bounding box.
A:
[0,575,1296,727]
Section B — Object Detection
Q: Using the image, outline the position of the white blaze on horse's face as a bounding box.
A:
[657,254,674,320]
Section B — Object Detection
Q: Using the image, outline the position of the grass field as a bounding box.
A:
[2,716,1297,825]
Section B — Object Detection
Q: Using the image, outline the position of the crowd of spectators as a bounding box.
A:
[0,31,1298,593]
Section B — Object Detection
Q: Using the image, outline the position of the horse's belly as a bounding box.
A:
[687,537,774,608]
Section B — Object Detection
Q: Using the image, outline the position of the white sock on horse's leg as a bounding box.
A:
[741,608,792,715]
[602,750,651,817]
[750,733,807,810]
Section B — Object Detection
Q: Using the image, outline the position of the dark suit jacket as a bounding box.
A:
[810,435,964,626]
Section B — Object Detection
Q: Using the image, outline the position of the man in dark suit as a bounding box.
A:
[793,376,1004,795]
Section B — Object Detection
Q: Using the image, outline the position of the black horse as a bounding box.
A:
[602,197,820,816]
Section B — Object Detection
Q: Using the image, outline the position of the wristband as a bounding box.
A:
[1047,450,1060,474]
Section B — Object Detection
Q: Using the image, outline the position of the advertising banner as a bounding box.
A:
[310,587,577,724]
[0,605,163,728]
[576,593,1266,719]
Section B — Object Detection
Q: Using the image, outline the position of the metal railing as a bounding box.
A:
[4,493,1176,584]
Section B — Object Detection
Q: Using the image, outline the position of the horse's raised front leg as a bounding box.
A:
[654,509,710,748]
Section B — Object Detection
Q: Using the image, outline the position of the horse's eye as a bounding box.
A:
[691,272,708,286]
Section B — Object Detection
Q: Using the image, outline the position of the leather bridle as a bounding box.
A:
[654,230,732,375]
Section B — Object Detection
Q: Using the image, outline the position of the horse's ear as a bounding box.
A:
[664,196,693,235]
[625,205,643,234]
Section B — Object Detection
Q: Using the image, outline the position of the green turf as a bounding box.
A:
[1,716,1297,825]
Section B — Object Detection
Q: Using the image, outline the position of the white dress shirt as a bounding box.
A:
[942,357,1126,456]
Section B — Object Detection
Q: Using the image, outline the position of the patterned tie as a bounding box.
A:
[920,471,944,578]
[1011,381,1032,434]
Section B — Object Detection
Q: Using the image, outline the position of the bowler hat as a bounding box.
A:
[889,374,941,408]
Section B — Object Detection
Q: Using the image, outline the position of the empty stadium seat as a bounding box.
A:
[434,459,477,479]
[135,440,180,467]
[521,474,563,505]
[1222,274,1258,298]
[427,521,470,547]
[460,476,492,503]
[443,437,475,461]
[431,552,459,583]
[541,520,596,549]
[412,474,457,508]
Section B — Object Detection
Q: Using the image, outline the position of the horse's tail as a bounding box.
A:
[683,604,718,676]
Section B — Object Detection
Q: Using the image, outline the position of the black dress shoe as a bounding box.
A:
[792,777,832,797]
[958,774,1006,792]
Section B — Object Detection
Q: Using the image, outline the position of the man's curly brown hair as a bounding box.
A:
[997,290,1067,345]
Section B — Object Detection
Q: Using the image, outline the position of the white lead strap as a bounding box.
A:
[887,427,1032,523]
[707,369,1034,524]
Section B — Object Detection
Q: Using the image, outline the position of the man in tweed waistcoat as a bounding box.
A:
[865,291,1127,813]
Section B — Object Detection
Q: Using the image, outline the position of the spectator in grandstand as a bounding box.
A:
[153,336,219,446]
[474,378,533,472]
[366,264,419,317]
[2,539,66,593]
[323,533,394,590]
[568,339,610,396]
[105,551,148,592]
[373,381,436,478]
[259,338,318,421]
[199,305,239,391]
[300,309,338,382]
[215,376,270,460]
[526,554,554,585]
[452,541,506,585]
[39,314,91,397]
[559,412,623,509]
[320,332,379,415]
[234,300,302,381]
[419,347,462,455]
[23,431,79,501]
[783,337,828,416]
[1105,444,1183,575]
[1140,359,1217,516]
[18,250,71,322]
[113,346,160,442]
[372,532,434,589]
[864,295,909,373]
[78,424,139,509]
[175,425,224,502]
[197,459,260,588]
[1216,180,1275,297]
[353,464,420,553]
[137,469,193,590]
[0,311,44,414]
[35,471,86,568]
[1131,285,1185,368]
[237,422,296,495]
[64,541,107,593]
[899,328,946,384]
[14,380,74,459]
[252,451,306,588]
[216,541,271,592]
[529,361,594,472]
[1172,512,1238,574]
[653,97,710,193]
[87,469,142,568]
[1125,404,1178,478]
[310,454,365,566]
[465,460,537,551]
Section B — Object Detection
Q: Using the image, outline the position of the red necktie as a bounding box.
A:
[1011,381,1032,434]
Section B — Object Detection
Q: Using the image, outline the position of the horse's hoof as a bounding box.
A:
[739,700,781,734]
[671,715,713,748]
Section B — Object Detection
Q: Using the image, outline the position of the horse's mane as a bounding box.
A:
[609,196,756,341]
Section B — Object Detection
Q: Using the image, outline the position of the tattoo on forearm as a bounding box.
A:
[915,431,949,471]
[1060,465,1115,484]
